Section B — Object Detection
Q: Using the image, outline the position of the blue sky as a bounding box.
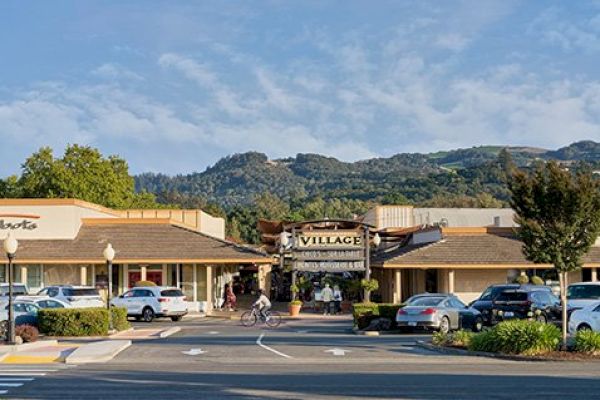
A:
[1,1,600,176]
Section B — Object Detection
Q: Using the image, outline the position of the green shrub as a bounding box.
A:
[432,330,473,348]
[469,320,560,355]
[574,330,600,354]
[352,303,403,330]
[110,307,130,331]
[39,308,110,336]
[134,280,157,287]
[514,274,530,285]
[530,275,545,286]
[15,324,39,343]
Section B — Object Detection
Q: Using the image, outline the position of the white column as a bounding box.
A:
[192,264,198,303]
[161,264,167,285]
[592,268,598,282]
[80,266,87,286]
[206,265,213,312]
[394,270,402,304]
[141,265,147,281]
[91,265,95,286]
[20,266,27,285]
[124,265,129,289]
[176,264,181,288]
[448,269,455,294]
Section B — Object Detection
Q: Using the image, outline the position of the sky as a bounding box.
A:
[1,1,600,176]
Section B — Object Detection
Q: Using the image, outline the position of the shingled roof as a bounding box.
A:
[374,230,600,268]
[1,222,272,264]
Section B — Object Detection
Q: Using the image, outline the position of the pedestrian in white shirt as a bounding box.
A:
[253,289,272,321]
[321,283,334,315]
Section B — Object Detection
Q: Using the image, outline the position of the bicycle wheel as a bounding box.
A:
[265,311,282,328]
[240,311,257,327]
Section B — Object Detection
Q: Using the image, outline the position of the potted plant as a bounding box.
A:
[288,284,302,316]
[288,299,303,317]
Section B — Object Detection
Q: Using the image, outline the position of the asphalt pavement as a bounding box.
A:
[7,316,600,399]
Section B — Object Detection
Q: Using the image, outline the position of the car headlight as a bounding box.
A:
[497,310,504,316]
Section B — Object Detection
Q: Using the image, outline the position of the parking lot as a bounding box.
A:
[6,316,600,399]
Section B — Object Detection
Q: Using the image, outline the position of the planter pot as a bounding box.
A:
[341,300,353,313]
[288,303,302,317]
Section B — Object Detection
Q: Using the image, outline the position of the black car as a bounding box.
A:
[470,284,553,325]
[491,289,561,324]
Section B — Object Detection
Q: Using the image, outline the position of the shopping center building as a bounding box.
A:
[0,199,273,313]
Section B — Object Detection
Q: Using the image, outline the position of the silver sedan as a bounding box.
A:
[396,293,483,333]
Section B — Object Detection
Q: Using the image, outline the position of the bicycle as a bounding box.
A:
[240,306,282,328]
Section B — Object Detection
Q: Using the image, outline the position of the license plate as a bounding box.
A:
[408,322,417,327]
[504,312,514,317]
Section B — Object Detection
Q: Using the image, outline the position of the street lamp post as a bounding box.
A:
[103,243,115,331]
[3,233,18,344]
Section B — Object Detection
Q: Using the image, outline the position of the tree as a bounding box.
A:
[508,161,600,348]
[14,145,161,209]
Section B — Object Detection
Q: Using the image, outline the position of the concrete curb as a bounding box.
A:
[65,340,131,364]
[1,340,60,353]
[416,341,567,362]
[355,330,380,336]
[159,327,181,338]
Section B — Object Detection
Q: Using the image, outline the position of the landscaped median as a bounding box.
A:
[425,319,600,360]
[352,303,404,332]
[38,307,130,337]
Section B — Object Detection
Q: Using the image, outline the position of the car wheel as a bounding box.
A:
[472,317,484,333]
[171,316,183,322]
[578,324,592,332]
[535,313,547,324]
[142,307,155,323]
[439,317,450,334]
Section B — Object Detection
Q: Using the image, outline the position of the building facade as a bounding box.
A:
[0,199,272,313]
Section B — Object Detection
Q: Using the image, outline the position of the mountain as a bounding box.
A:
[135,141,600,208]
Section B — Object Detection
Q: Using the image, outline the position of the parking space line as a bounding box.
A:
[256,333,292,359]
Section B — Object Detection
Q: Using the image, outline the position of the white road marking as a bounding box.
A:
[0,372,47,376]
[207,331,219,335]
[0,383,23,387]
[0,390,7,394]
[182,348,206,356]
[256,333,292,359]
[325,348,351,356]
[0,378,34,381]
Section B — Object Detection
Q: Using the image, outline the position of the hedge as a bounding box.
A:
[468,320,560,356]
[38,307,130,337]
[352,303,403,330]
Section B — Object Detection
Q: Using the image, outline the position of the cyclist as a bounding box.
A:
[253,289,272,321]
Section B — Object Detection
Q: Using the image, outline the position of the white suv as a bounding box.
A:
[111,286,188,322]
[37,286,104,308]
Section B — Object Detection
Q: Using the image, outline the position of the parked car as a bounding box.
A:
[111,286,188,322]
[471,284,553,325]
[32,298,70,309]
[0,300,40,326]
[491,289,562,324]
[567,282,600,310]
[568,302,600,333]
[36,286,104,308]
[0,283,29,296]
[396,293,483,333]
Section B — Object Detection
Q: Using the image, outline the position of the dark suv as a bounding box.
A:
[491,289,561,324]
[471,284,553,325]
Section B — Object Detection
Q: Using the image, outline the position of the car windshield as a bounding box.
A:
[160,289,184,297]
[567,285,600,300]
[0,285,27,295]
[63,288,99,297]
[407,297,445,306]
[495,291,528,301]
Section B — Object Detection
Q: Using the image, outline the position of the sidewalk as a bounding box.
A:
[0,342,79,364]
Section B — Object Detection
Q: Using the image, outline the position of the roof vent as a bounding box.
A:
[494,216,501,227]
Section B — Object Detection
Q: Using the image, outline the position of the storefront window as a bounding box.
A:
[27,265,42,290]
[181,264,194,300]
[0,265,5,283]
[44,265,80,286]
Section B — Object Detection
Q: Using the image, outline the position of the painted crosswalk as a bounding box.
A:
[0,365,74,396]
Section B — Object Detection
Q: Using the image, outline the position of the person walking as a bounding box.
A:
[321,283,334,316]
[225,283,237,311]
[333,285,342,315]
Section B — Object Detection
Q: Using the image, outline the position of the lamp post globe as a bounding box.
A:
[103,243,115,262]
[372,233,381,247]
[279,232,289,247]
[3,233,18,344]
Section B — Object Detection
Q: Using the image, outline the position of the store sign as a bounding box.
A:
[297,232,362,248]
[0,214,40,230]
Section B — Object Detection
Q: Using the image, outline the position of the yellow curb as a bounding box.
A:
[2,355,59,364]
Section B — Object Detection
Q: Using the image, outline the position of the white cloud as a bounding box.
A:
[91,63,144,81]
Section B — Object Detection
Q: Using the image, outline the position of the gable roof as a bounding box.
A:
[374,230,600,269]
[2,222,271,264]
